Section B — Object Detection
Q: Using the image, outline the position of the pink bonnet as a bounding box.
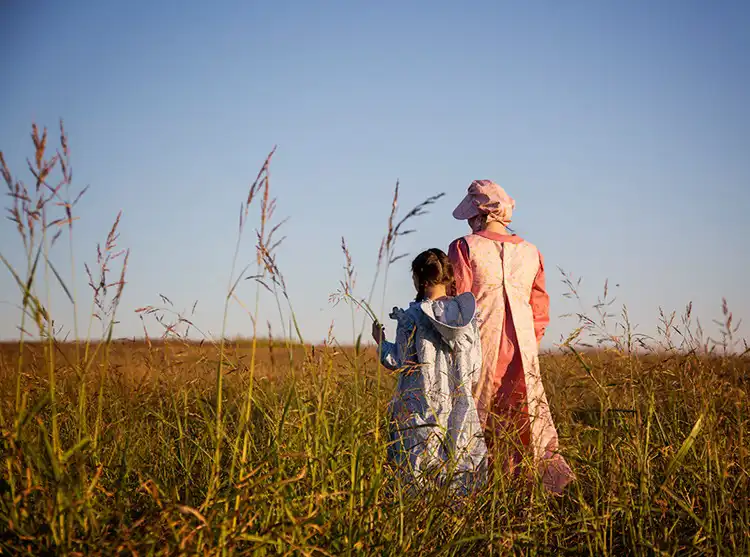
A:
[452,180,515,226]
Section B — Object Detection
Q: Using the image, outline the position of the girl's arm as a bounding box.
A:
[378,316,417,372]
[531,251,550,344]
[448,238,473,295]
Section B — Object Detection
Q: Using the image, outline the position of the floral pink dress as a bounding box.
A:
[449,230,574,493]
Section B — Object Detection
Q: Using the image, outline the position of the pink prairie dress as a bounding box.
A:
[448,230,574,494]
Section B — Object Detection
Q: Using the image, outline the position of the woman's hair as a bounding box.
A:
[412,248,454,301]
[469,213,515,235]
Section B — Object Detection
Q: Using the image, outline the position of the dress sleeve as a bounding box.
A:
[448,238,473,295]
[379,315,417,372]
[531,251,550,343]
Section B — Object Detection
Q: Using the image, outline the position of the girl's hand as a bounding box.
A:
[372,321,385,345]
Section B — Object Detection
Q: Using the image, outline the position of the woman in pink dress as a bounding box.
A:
[448,180,574,494]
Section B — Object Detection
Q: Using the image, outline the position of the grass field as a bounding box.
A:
[0,339,747,555]
[0,123,748,555]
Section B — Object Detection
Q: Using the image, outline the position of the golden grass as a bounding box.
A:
[0,340,747,555]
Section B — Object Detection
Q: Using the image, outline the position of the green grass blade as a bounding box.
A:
[661,411,705,488]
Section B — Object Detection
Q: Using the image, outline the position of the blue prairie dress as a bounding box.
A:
[379,292,488,491]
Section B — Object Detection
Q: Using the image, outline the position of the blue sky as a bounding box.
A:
[1,1,748,349]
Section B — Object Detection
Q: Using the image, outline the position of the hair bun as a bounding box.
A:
[411,248,454,301]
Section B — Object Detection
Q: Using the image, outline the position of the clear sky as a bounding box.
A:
[1,1,748,349]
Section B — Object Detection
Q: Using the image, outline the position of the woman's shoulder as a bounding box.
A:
[448,236,468,251]
[515,237,540,251]
[513,237,543,256]
[450,233,534,253]
[454,231,527,244]
[506,239,544,264]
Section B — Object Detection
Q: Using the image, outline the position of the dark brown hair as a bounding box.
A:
[411,248,454,301]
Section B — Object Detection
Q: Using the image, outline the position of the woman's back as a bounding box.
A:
[450,231,549,422]
[461,233,541,312]
[449,180,574,494]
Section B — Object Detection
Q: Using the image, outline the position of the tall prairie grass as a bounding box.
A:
[0,123,747,555]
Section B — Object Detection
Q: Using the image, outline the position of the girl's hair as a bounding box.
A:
[412,248,454,301]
